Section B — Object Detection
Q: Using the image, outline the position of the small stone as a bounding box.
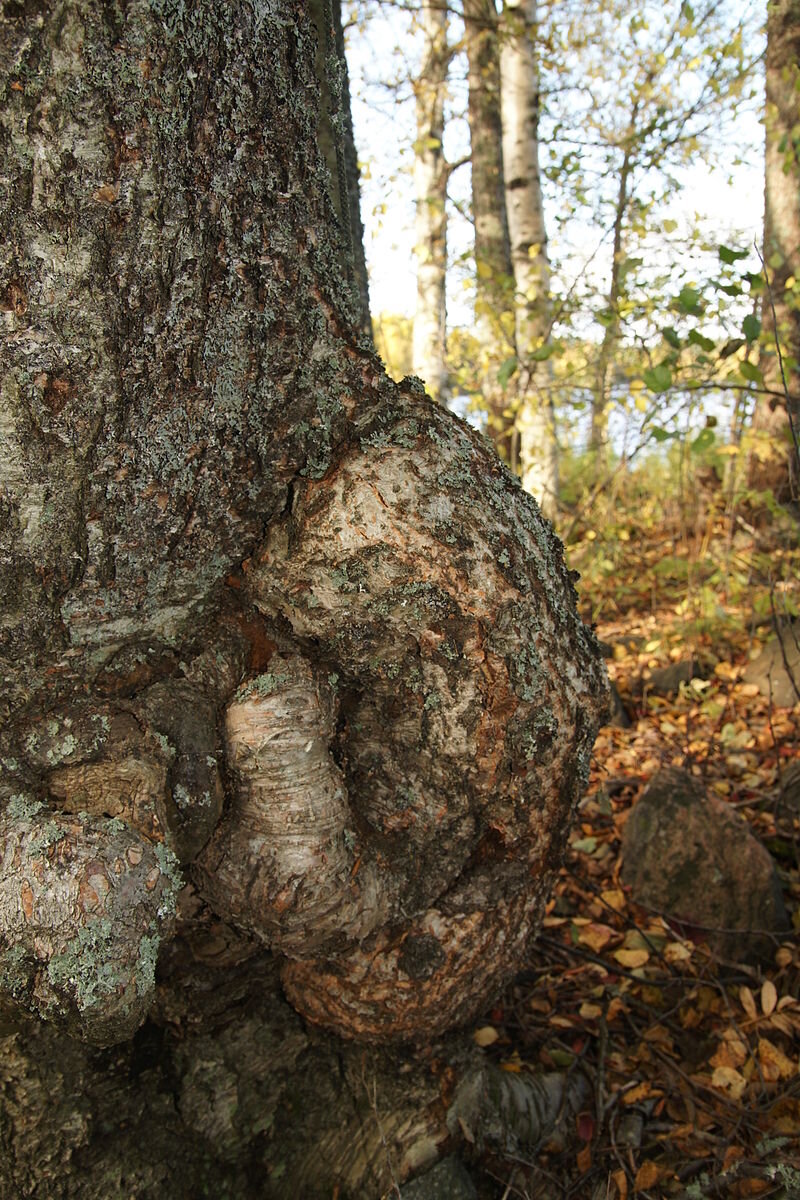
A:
[399,1156,477,1200]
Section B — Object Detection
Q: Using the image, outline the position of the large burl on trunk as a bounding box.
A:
[0,2,607,1195]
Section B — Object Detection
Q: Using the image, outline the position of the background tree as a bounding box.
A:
[500,0,559,514]
[0,1,606,1195]
[750,0,800,513]
[464,0,517,463]
[412,0,452,401]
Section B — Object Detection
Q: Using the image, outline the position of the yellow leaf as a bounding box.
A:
[761,979,778,1016]
[473,1025,499,1047]
[614,948,650,969]
[711,1066,747,1100]
[740,985,757,1020]
[579,923,615,953]
[579,1002,603,1020]
[601,888,626,913]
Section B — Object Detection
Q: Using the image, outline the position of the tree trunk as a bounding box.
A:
[0,2,607,1195]
[751,0,800,512]
[499,0,558,514]
[464,0,516,463]
[412,0,450,403]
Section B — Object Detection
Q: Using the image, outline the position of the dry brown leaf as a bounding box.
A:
[614,948,649,969]
[92,184,119,205]
[710,1038,747,1070]
[740,985,757,1020]
[761,979,777,1016]
[576,1142,592,1173]
[473,1025,499,1047]
[758,1036,796,1081]
[579,1001,603,1020]
[612,1168,628,1200]
[711,1066,747,1100]
[664,940,692,963]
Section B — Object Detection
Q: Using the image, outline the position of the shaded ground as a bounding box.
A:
[464,509,800,1199]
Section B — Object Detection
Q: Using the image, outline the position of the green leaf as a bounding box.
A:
[740,360,763,384]
[663,218,678,234]
[678,285,702,314]
[688,329,715,352]
[643,363,673,393]
[742,314,761,343]
[662,327,681,349]
[571,836,598,854]
[497,357,518,388]
[531,343,556,362]
[650,426,676,443]
[718,244,749,265]
[690,428,716,454]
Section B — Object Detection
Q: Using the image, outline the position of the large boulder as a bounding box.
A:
[622,768,789,963]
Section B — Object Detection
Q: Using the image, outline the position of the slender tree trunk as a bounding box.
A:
[499,0,558,514]
[465,0,516,463]
[750,0,800,512]
[0,2,607,1195]
[591,139,635,459]
[412,0,450,402]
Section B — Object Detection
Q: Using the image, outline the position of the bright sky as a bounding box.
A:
[345,2,766,329]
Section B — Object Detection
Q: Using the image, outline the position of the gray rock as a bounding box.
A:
[622,768,789,963]
[604,682,631,728]
[743,624,800,707]
[646,660,697,696]
[399,1157,478,1200]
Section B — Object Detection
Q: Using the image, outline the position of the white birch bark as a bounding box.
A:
[500,0,558,514]
[412,1,450,403]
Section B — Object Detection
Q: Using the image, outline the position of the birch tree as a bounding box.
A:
[500,0,559,513]
[412,0,451,401]
[0,1,606,1194]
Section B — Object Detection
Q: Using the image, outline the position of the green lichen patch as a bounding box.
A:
[46,918,119,1012]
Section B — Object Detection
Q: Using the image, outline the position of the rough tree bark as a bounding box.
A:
[751,0,800,512]
[499,0,558,514]
[0,2,607,1196]
[464,0,516,464]
[411,0,451,403]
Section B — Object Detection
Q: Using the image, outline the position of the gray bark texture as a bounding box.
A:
[0,1,607,1195]
[464,0,516,465]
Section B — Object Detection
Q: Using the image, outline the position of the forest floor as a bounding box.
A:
[470,507,800,1200]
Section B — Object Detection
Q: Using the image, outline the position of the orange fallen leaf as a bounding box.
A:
[576,1143,592,1173]
[758,1037,796,1081]
[634,1161,662,1190]
[612,1168,628,1200]
[622,1081,661,1106]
